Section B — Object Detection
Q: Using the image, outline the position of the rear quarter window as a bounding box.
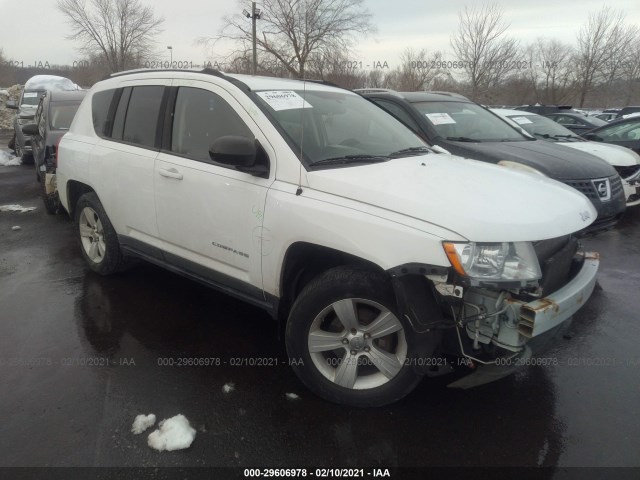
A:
[92,89,116,137]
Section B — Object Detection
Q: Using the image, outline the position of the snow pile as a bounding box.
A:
[0,151,21,166]
[11,226,21,231]
[222,382,235,394]
[0,204,36,213]
[131,414,156,434]
[0,85,22,130]
[285,393,300,401]
[0,89,8,97]
[147,414,196,452]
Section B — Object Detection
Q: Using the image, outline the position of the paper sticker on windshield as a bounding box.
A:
[23,92,38,98]
[511,116,533,125]
[257,91,313,111]
[425,113,456,125]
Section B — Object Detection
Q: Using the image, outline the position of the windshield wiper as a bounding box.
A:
[312,154,389,166]
[549,134,582,141]
[388,146,432,157]
[446,136,480,142]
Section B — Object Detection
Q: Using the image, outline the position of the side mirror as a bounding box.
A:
[6,100,17,110]
[209,136,256,167]
[22,123,39,136]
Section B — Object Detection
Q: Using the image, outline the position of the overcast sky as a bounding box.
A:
[0,0,638,69]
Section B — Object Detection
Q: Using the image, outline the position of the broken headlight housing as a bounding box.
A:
[443,241,542,285]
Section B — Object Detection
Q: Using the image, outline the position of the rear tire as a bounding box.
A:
[75,192,126,275]
[285,266,422,407]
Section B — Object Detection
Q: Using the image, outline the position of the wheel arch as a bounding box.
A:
[276,242,384,325]
[66,181,96,218]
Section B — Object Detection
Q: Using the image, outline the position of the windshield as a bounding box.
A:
[21,90,44,107]
[253,89,427,166]
[412,101,527,142]
[49,102,82,130]
[596,120,640,141]
[505,113,580,139]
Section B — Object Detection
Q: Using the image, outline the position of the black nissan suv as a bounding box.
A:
[357,89,626,234]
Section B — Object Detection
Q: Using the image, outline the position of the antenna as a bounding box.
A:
[296,0,308,196]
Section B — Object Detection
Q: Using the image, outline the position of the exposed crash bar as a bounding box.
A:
[519,252,600,338]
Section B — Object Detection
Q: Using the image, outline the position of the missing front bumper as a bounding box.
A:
[519,252,599,338]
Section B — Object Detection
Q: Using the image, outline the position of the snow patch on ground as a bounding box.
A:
[11,226,21,231]
[147,414,196,452]
[285,393,300,401]
[0,204,36,213]
[131,413,156,434]
[222,382,235,394]
[0,89,8,96]
[0,151,21,166]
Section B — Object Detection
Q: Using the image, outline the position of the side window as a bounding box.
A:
[92,89,116,137]
[171,87,253,162]
[111,88,131,141]
[122,86,164,148]
[555,115,578,125]
[375,99,421,133]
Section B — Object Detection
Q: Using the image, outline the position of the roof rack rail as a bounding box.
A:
[425,91,469,100]
[354,88,397,93]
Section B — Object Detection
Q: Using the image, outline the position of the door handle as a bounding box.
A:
[158,168,183,180]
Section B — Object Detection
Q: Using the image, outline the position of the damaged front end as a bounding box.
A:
[391,236,599,388]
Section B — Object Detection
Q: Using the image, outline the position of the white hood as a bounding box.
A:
[307,155,596,242]
[558,142,640,167]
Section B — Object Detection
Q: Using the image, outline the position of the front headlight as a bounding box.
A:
[443,241,541,284]
[497,160,546,177]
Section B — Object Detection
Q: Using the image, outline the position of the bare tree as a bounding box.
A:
[305,50,367,88]
[524,39,577,104]
[575,7,637,107]
[386,48,445,91]
[450,3,519,101]
[57,0,164,73]
[363,68,390,89]
[201,0,374,78]
[620,37,640,105]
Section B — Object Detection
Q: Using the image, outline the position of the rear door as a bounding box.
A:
[89,80,171,250]
[154,80,275,295]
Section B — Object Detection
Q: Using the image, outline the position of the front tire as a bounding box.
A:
[285,266,422,407]
[75,192,126,275]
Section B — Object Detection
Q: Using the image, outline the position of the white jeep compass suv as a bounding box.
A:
[57,69,600,406]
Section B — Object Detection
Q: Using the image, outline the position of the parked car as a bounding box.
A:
[545,112,607,136]
[6,75,80,164]
[358,89,626,233]
[493,109,640,207]
[583,116,640,155]
[57,69,600,406]
[616,106,640,119]
[595,112,619,122]
[514,104,575,115]
[21,90,87,213]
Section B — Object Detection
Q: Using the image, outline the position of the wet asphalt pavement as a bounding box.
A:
[0,131,639,477]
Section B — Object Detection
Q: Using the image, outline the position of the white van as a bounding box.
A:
[57,69,599,406]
